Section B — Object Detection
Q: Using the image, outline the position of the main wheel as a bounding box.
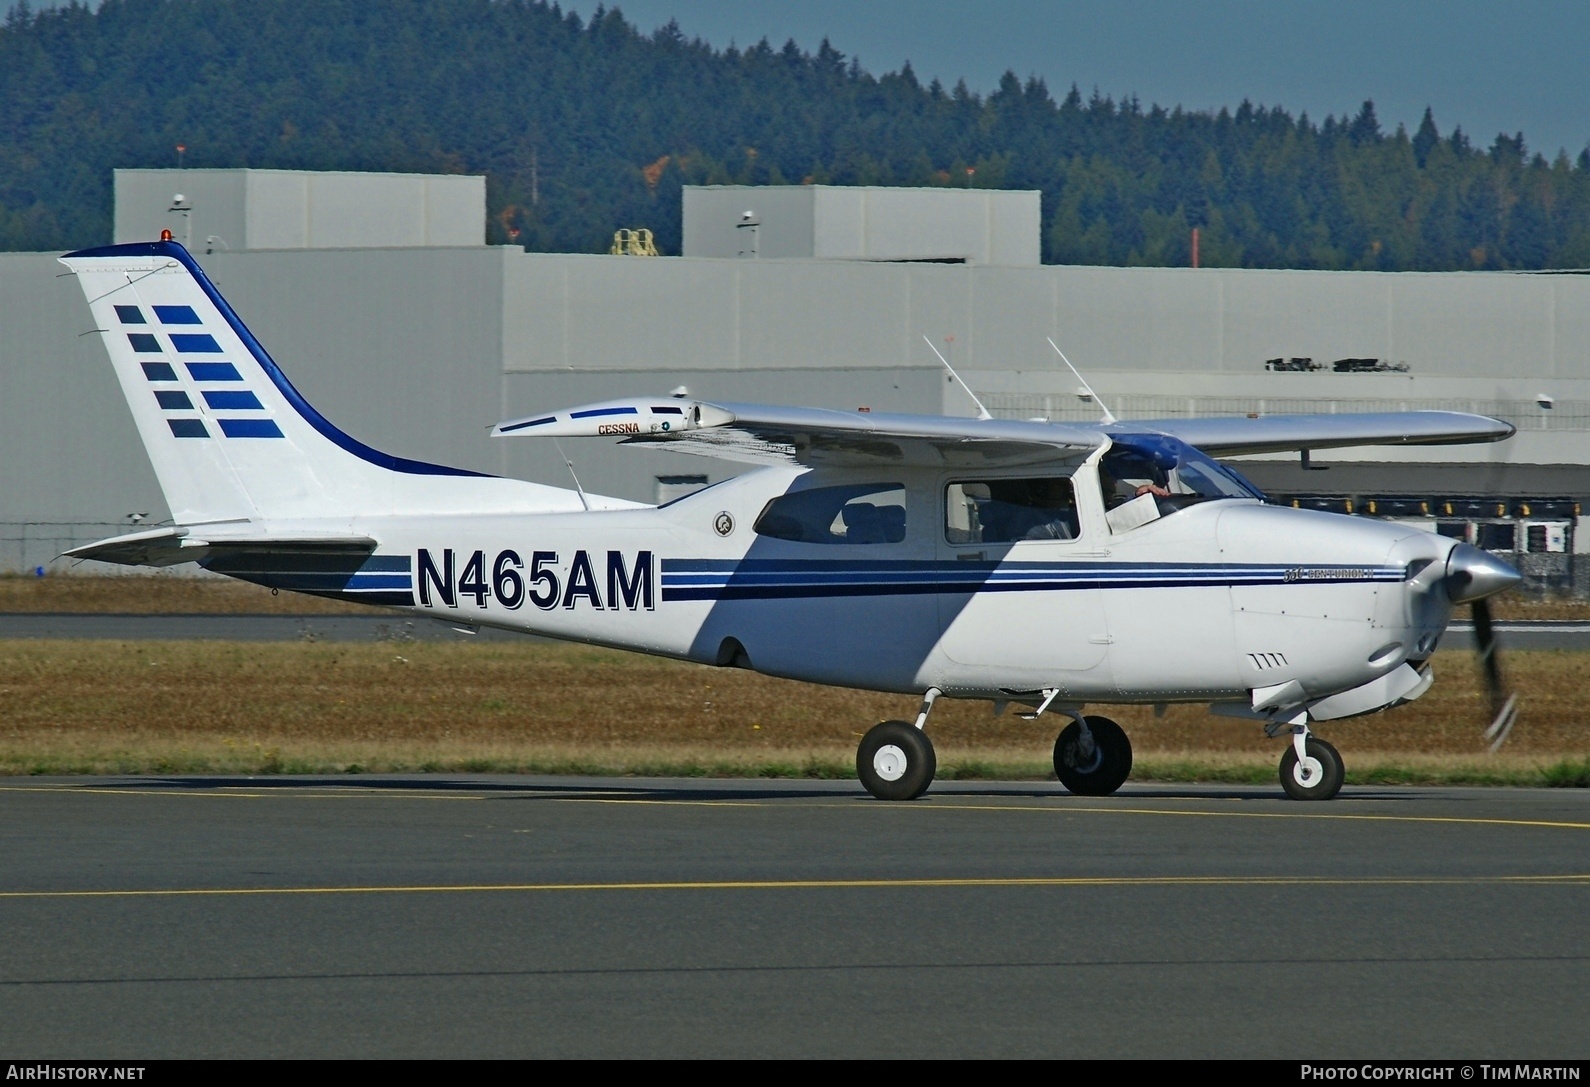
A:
[1279,736,1345,801]
[857,720,936,801]
[1053,716,1132,796]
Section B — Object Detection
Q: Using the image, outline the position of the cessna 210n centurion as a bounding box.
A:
[61,239,1523,802]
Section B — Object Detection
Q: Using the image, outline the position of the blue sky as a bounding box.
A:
[568,0,1590,158]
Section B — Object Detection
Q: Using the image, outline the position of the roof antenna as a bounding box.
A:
[922,335,992,420]
[1047,337,1116,424]
[552,438,590,511]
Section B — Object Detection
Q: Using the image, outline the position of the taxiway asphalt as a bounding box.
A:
[0,776,1585,1058]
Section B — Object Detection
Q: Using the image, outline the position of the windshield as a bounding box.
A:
[1100,434,1264,529]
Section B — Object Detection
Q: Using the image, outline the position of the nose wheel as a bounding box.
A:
[1053,715,1132,796]
[1279,733,1344,801]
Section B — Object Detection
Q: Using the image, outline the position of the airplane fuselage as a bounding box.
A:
[219,462,1457,711]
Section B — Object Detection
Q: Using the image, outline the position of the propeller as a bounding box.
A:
[1442,543,1522,750]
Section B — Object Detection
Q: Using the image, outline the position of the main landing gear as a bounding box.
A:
[1271,719,1345,801]
[857,689,939,801]
[854,689,1136,801]
[1053,714,1133,796]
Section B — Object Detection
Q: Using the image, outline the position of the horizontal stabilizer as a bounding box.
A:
[65,527,376,567]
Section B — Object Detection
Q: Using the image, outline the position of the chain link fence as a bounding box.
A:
[0,522,161,574]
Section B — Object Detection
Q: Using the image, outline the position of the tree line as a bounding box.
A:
[3,0,1588,269]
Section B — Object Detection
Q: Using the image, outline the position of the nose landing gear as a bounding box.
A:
[1276,721,1345,801]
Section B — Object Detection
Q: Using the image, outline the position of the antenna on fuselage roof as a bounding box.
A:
[552,438,591,511]
[922,335,992,421]
[1047,337,1117,425]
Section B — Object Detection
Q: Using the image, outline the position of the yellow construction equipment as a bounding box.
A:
[610,228,659,256]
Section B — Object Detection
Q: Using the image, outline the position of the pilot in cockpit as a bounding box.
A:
[1099,449,1173,510]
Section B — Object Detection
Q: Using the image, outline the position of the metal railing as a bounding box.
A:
[980,394,1590,431]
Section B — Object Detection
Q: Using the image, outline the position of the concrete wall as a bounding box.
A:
[682,187,815,260]
[683,185,1041,264]
[0,253,168,567]
[115,170,485,250]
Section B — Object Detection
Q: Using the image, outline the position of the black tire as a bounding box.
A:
[857,720,936,801]
[1053,716,1132,796]
[1279,736,1345,801]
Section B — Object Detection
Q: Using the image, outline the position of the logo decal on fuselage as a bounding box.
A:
[417,549,654,611]
[1284,567,1373,582]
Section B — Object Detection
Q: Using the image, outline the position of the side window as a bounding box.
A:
[754,483,907,545]
[946,478,1079,544]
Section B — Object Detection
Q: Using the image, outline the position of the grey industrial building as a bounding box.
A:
[1,169,1586,588]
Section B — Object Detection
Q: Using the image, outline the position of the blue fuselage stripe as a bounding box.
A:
[657,561,1404,601]
[345,574,413,589]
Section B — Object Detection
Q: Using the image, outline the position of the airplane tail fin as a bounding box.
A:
[60,240,587,526]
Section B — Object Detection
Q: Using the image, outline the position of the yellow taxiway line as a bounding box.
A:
[548,796,1590,831]
[0,784,1586,831]
[0,874,1586,900]
[902,801,1590,833]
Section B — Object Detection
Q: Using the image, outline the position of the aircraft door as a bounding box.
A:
[700,477,939,693]
[934,474,1111,684]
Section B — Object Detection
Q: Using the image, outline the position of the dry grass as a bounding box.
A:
[6,574,1589,620]
[0,573,373,614]
[1492,596,1590,620]
[0,638,1585,783]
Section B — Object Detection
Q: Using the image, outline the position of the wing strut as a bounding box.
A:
[1048,338,1117,424]
[552,438,590,511]
[922,336,992,421]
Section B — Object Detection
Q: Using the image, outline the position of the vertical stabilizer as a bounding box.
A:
[60,240,595,525]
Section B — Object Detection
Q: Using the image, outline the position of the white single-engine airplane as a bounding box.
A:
[60,239,1524,801]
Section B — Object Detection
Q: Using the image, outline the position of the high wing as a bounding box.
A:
[1114,411,1515,457]
[493,398,1100,467]
[495,397,1515,467]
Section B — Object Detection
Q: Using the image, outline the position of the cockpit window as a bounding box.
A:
[754,483,906,545]
[1101,434,1264,531]
[946,477,1079,544]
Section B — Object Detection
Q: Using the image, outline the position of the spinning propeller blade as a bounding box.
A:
[1442,543,1522,751]
[1470,598,1518,751]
